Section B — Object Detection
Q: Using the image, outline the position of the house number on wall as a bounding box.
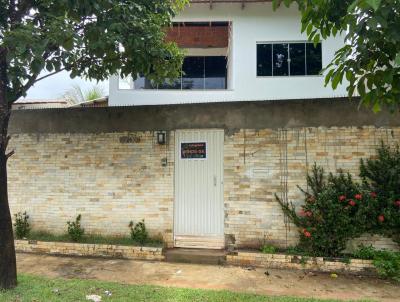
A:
[181,142,207,159]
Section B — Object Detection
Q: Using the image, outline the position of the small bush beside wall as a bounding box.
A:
[67,214,85,242]
[360,143,400,245]
[277,165,371,257]
[353,245,400,281]
[277,144,400,257]
[276,143,400,280]
[129,219,149,245]
[14,211,31,239]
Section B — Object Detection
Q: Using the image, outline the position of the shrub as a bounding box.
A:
[260,244,277,254]
[360,143,400,200]
[128,219,148,245]
[352,244,376,260]
[373,250,400,282]
[360,143,400,244]
[276,164,370,257]
[67,214,85,242]
[14,211,31,239]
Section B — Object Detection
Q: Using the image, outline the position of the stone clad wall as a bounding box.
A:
[8,125,400,250]
[224,127,400,248]
[8,131,175,246]
[15,240,164,261]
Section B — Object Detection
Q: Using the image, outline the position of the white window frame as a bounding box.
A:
[256,41,323,78]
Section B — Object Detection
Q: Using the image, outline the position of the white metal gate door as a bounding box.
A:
[174,129,224,249]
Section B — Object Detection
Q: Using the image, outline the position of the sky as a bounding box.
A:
[23,71,109,100]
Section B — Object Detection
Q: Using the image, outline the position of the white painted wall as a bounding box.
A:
[109,2,348,106]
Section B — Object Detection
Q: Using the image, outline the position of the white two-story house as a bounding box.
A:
[109,0,347,106]
[14,0,399,253]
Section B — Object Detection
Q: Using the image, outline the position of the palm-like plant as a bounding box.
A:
[64,85,104,104]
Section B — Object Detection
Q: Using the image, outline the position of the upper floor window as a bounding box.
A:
[133,56,227,90]
[257,42,322,77]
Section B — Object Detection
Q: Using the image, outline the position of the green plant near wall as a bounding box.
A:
[67,214,85,242]
[352,244,376,260]
[129,220,149,245]
[359,143,400,244]
[276,143,400,258]
[353,245,400,282]
[13,212,31,239]
[260,244,277,254]
[373,251,400,282]
[276,164,368,257]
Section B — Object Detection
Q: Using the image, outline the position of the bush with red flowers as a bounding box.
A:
[277,164,369,257]
[360,143,400,244]
[276,143,400,257]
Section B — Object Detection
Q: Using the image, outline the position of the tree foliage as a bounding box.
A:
[0,0,187,289]
[0,0,187,104]
[273,0,400,111]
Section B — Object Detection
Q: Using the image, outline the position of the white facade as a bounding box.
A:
[109,2,347,106]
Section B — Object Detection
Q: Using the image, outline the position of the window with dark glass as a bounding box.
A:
[182,57,204,89]
[273,43,289,76]
[289,43,306,76]
[257,42,322,76]
[306,43,322,75]
[257,44,272,76]
[205,56,227,89]
[133,56,227,90]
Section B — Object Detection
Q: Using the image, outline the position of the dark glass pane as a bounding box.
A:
[205,56,227,89]
[306,43,322,75]
[273,43,289,76]
[289,43,306,76]
[182,57,204,89]
[257,44,272,76]
[134,76,157,89]
[158,78,181,89]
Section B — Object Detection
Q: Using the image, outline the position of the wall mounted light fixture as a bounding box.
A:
[156,131,166,145]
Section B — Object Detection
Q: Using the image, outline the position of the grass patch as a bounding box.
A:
[24,231,163,247]
[0,274,369,302]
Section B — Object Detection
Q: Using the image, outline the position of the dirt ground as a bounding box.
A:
[16,253,399,302]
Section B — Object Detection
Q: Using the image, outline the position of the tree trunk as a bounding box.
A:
[0,48,17,289]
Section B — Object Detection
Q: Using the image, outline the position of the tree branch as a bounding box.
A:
[4,136,10,151]
[6,150,14,160]
[34,68,65,83]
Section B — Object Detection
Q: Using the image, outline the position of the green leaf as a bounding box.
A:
[325,69,334,86]
[395,53,400,67]
[283,0,292,8]
[347,0,358,13]
[272,0,280,10]
[372,101,381,113]
[63,37,74,51]
[366,0,381,11]
[332,71,343,89]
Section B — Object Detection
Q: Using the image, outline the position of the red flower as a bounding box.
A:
[339,195,346,202]
[298,209,306,217]
[305,211,313,217]
[303,229,311,238]
[378,215,385,222]
[355,194,362,200]
[395,200,400,207]
[370,192,377,198]
[348,200,356,206]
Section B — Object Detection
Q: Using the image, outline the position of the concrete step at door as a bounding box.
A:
[165,248,227,265]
